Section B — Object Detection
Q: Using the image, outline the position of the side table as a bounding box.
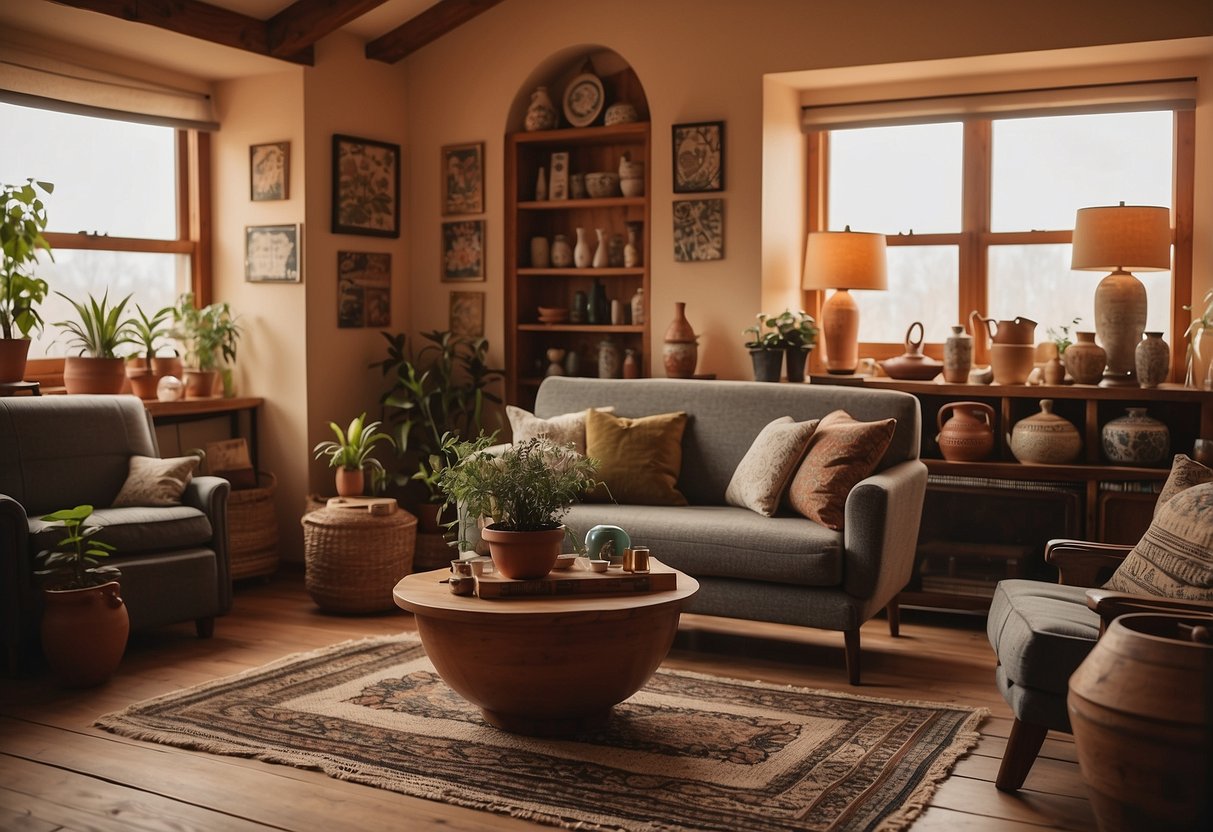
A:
[301,498,417,613]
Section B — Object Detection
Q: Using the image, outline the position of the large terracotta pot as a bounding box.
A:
[41,581,129,687]
[335,467,364,497]
[0,337,31,383]
[480,524,564,579]
[63,356,126,394]
[1068,613,1213,832]
[1008,399,1082,464]
[936,401,996,462]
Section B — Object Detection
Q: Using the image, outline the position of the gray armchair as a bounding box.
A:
[1,395,231,673]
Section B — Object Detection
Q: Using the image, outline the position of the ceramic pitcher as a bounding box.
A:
[970,311,1037,345]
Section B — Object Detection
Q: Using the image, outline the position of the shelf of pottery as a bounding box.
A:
[505,121,652,409]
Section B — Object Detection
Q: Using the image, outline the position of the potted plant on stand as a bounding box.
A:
[171,293,241,398]
[744,313,785,382]
[437,436,599,579]
[126,303,175,399]
[313,412,395,497]
[34,504,128,687]
[1183,288,1213,390]
[0,179,53,383]
[53,290,138,394]
[773,308,818,383]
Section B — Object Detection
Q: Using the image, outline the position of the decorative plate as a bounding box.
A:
[563,73,604,127]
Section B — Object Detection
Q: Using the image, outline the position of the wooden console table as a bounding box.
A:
[144,397,264,470]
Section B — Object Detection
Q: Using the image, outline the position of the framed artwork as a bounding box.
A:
[337,251,391,328]
[332,134,400,237]
[250,141,289,201]
[673,199,724,262]
[441,220,485,281]
[672,121,725,193]
[449,291,485,338]
[245,223,302,282]
[442,142,484,215]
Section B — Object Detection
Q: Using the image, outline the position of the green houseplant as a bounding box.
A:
[0,179,54,383]
[1183,288,1213,389]
[171,292,241,398]
[437,436,599,579]
[313,412,395,497]
[743,313,787,383]
[53,289,138,394]
[126,303,174,399]
[772,308,818,383]
[34,505,128,687]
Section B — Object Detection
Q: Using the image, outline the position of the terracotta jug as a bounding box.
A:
[972,311,1038,384]
[971,311,1037,345]
[936,401,996,462]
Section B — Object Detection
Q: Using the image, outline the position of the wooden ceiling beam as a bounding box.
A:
[366,0,505,64]
[267,0,390,58]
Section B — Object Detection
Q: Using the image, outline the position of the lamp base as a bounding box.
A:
[1094,269,1147,381]
[821,288,860,375]
[1099,369,1139,388]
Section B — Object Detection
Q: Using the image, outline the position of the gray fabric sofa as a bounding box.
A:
[533,377,928,684]
[1,395,231,673]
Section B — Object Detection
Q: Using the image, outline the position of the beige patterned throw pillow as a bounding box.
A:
[1104,482,1213,600]
[1155,454,1212,515]
[112,455,200,507]
[725,417,819,516]
[506,405,614,456]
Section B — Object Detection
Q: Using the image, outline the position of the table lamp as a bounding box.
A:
[803,226,888,374]
[1071,202,1171,386]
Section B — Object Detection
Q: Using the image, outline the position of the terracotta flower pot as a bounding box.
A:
[63,356,127,394]
[41,581,129,687]
[335,467,364,497]
[128,369,161,400]
[480,524,564,579]
[183,368,220,399]
[0,337,31,383]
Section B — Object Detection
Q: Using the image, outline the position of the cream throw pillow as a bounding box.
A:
[112,455,200,507]
[725,417,819,516]
[506,405,614,456]
[1104,482,1213,600]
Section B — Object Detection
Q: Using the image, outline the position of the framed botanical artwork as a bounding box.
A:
[441,220,485,281]
[337,251,391,328]
[672,121,725,193]
[450,291,485,338]
[442,142,484,215]
[245,223,302,282]
[332,134,400,238]
[250,141,289,201]
[673,199,724,262]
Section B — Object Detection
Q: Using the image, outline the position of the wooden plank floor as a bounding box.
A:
[0,572,1095,831]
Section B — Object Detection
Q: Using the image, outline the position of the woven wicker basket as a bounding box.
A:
[301,504,417,613]
[228,472,279,581]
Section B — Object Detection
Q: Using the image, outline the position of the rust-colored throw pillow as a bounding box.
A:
[1154,453,1212,515]
[725,417,819,516]
[584,409,688,505]
[786,410,896,530]
[112,455,200,507]
[1104,482,1213,600]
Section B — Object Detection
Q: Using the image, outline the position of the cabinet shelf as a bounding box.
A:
[923,459,1170,482]
[519,324,643,334]
[519,197,646,210]
[511,122,650,145]
[518,267,645,277]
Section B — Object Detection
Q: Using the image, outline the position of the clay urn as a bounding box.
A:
[1008,399,1082,464]
[936,401,996,462]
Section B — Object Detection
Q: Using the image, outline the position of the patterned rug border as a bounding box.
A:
[95,634,989,832]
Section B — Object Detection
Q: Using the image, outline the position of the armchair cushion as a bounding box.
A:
[1104,482,1213,600]
[987,579,1099,697]
[28,506,213,556]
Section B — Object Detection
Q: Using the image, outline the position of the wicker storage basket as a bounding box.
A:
[227,472,279,580]
[301,503,417,613]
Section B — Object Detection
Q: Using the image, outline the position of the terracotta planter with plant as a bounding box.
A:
[0,179,54,383]
[313,412,395,498]
[53,290,137,394]
[1183,288,1213,389]
[171,292,240,400]
[126,303,174,399]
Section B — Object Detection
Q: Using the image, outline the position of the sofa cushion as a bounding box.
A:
[725,417,818,517]
[113,455,200,507]
[584,409,688,505]
[29,506,213,556]
[786,410,895,530]
[506,405,614,456]
[987,578,1098,697]
[1103,482,1213,600]
[1155,453,1211,513]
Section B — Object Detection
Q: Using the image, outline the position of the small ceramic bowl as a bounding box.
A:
[584,172,619,198]
[552,553,578,570]
[589,559,609,573]
[620,177,644,198]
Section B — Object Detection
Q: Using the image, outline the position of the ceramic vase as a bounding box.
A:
[936,401,996,462]
[604,102,639,125]
[41,582,129,687]
[1094,271,1147,384]
[574,227,591,268]
[569,289,587,323]
[630,287,645,325]
[610,299,624,325]
[545,348,565,377]
[535,166,547,201]
[550,234,572,268]
[598,338,620,378]
[563,349,580,377]
[663,302,698,378]
[943,325,972,384]
[569,173,585,200]
[624,221,643,267]
[1135,331,1170,389]
[1064,331,1106,385]
[530,236,550,268]
[589,278,608,324]
[622,349,639,379]
[1101,407,1170,466]
[524,86,558,132]
[1009,399,1082,464]
[1043,356,1066,385]
[607,233,625,267]
[592,228,608,268]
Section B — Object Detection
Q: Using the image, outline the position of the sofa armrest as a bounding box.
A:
[184,476,232,613]
[1,494,35,673]
[842,459,928,605]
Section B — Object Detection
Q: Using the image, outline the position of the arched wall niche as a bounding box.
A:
[505,46,650,133]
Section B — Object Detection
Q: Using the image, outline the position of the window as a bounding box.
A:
[812,104,1190,354]
[0,102,208,359]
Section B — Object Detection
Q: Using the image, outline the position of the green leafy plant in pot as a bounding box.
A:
[171,292,241,398]
[743,313,785,382]
[772,308,818,383]
[313,412,395,497]
[0,179,54,383]
[126,303,176,399]
[1182,288,1213,389]
[34,505,128,687]
[53,290,138,394]
[437,436,599,579]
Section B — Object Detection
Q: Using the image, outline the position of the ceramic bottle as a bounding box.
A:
[534,166,547,201]
[624,222,643,267]
[530,236,549,268]
[1134,332,1170,389]
[630,287,645,326]
[550,234,572,268]
[943,325,972,383]
[569,289,587,323]
[574,227,591,268]
[623,349,640,379]
[598,338,620,379]
[592,228,608,268]
[662,302,698,378]
[588,278,608,324]
[524,86,557,131]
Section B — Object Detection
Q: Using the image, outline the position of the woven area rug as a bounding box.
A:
[96,634,986,832]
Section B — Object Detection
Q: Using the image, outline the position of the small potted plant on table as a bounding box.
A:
[773,308,818,383]
[171,292,241,398]
[126,303,175,399]
[0,179,54,384]
[744,313,785,382]
[313,412,395,497]
[53,290,138,394]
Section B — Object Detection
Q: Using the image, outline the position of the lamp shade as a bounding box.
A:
[1071,204,1171,272]
[803,229,888,291]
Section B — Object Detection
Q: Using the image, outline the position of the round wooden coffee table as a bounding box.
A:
[393,564,698,736]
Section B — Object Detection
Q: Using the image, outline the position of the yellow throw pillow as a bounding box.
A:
[112,455,200,507]
[584,409,688,505]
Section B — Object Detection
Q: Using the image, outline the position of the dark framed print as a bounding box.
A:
[673,199,724,262]
[245,223,302,282]
[441,220,485,281]
[250,141,289,201]
[672,121,724,193]
[332,134,400,237]
[442,142,484,215]
[337,251,391,328]
[450,291,485,338]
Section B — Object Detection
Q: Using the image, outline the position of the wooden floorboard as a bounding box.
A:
[0,572,1094,830]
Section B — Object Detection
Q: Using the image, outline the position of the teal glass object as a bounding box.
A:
[583,524,631,565]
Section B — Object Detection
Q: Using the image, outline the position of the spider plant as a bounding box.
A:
[53,290,137,358]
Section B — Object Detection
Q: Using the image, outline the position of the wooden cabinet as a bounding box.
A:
[505,122,651,409]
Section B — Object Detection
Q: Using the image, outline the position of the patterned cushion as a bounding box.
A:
[1104,482,1213,600]
[725,417,818,517]
[506,405,614,456]
[785,410,895,531]
[112,455,199,507]
[584,409,688,505]
[1155,453,1212,515]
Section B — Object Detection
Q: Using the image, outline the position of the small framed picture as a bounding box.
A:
[442,142,484,215]
[250,141,289,201]
[337,252,391,328]
[672,121,724,193]
[441,220,485,281]
[673,199,724,262]
[245,223,302,282]
[332,134,400,238]
[549,151,569,200]
[450,291,485,338]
